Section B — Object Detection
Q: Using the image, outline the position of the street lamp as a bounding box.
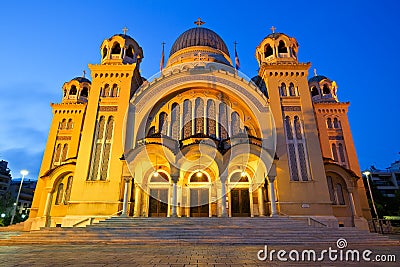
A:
[10,170,28,225]
[363,171,383,233]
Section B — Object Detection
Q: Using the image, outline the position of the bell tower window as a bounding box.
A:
[311,86,319,97]
[279,83,287,96]
[126,46,134,58]
[81,87,88,98]
[102,47,107,59]
[264,44,273,58]
[111,43,121,55]
[278,40,287,53]
[69,85,77,95]
[323,84,330,94]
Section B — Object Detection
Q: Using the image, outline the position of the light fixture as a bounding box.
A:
[0,213,5,218]
[196,171,202,178]
[21,214,26,219]
[363,171,371,176]
[20,170,29,176]
[153,171,159,177]
[241,171,246,177]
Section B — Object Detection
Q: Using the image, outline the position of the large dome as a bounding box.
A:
[169,27,230,56]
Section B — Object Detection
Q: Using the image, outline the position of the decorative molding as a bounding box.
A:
[56,136,72,141]
[282,106,301,111]
[99,106,118,112]
[329,136,344,140]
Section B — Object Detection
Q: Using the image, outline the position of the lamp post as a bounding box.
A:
[363,171,383,233]
[10,170,28,225]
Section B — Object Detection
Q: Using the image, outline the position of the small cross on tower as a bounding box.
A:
[270,26,276,33]
[122,27,128,35]
[314,68,318,77]
[83,70,86,78]
[194,18,205,27]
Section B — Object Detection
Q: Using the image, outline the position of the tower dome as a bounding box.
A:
[166,19,232,68]
[308,72,338,103]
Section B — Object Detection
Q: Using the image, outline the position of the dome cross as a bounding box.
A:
[194,18,205,27]
[270,26,276,33]
[122,27,128,35]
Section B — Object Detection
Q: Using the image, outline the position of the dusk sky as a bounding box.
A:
[0,0,399,180]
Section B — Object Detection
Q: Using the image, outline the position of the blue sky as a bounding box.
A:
[0,0,399,179]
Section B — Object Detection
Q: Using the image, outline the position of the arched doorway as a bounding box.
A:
[229,172,251,217]
[189,171,210,217]
[148,171,170,217]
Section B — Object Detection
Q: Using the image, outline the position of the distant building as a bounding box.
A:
[363,161,400,197]
[0,160,11,197]
[9,179,37,215]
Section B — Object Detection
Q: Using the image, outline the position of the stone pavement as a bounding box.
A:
[0,243,399,266]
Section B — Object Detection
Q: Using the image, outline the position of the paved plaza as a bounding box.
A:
[0,242,399,266]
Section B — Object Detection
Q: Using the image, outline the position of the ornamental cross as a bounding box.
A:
[314,68,317,76]
[270,26,276,33]
[194,18,205,27]
[122,27,128,35]
[83,70,86,78]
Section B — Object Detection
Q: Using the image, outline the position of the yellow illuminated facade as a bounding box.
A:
[26,24,371,230]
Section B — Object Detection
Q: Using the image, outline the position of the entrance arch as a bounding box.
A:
[188,171,211,217]
[229,172,251,217]
[148,171,170,217]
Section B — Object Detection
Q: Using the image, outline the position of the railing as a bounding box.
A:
[278,211,328,228]
[72,217,94,227]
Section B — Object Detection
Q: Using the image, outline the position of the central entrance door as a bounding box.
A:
[190,188,209,217]
[231,188,250,217]
[149,188,168,217]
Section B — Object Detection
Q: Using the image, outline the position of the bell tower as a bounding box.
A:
[68,29,144,215]
[255,29,333,216]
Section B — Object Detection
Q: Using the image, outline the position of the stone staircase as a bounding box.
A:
[1,217,398,246]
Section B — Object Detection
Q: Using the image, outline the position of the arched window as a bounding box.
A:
[151,172,169,182]
[311,86,319,97]
[195,98,204,134]
[338,143,346,163]
[69,85,77,95]
[285,116,293,140]
[288,143,299,181]
[230,172,249,183]
[183,99,192,139]
[327,118,333,129]
[278,40,287,53]
[289,83,296,96]
[126,46,134,58]
[292,49,297,58]
[103,84,110,97]
[294,116,302,140]
[60,119,67,129]
[147,126,156,136]
[280,83,287,96]
[206,100,216,137]
[67,119,73,129]
[64,176,73,205]
[326,176,336,204]
[61,144,68,162]
[89,116,105,180]
[218,102,228,139]
[190,172,209,183]
[171,103,180,139]
[102,47,108,59]
[55,183,64,205]
[111,84,118,97]
[323,84,330,94]
[231,112,240,136]
[264,44,273,58]
[52,144,61,166]
[332,144,338,162]
[297,143,309,181]
[333,118,340,128]
[336,184,345,205]
[63,90,67,97]
[99,116,114,181]
[111,42,121,55]
[158,112,168,135]
[81,87,88,98]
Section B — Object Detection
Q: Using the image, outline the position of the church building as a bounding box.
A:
[26,20,372,230]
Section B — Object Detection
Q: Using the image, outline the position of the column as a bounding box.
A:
[220,175,228,217]
[133,183,141,217]
[171,175,179,217]
[43,191,52,217]
[121,177,132,217]
[258,186,265,216]
[348,190,358,217]
[268,176,278,217]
